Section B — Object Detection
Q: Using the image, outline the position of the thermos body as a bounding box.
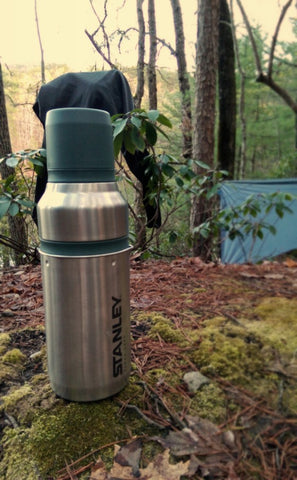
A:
[38,108,131,402]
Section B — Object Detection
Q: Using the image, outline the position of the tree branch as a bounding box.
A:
[84,29,118,69]
[236,0,263,77]
[268,0,293,78]
[256,73,297,113]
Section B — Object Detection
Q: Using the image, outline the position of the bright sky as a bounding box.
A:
[0,0,295,71]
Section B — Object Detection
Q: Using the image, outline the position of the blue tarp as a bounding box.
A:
[219,179,297,264]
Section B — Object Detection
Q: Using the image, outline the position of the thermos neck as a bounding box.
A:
[45,108,115,183]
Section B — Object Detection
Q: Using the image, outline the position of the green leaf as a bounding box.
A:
[123,130,136,154]
[113,118,128,138]
[131,116,142,129]
[8,201,19,216]
[161,163,175,177]
[194,160,210,170]
[113,131,124,157]
[145,121,157,146]
[275,205,284,218]
[147,110,160,122]
[175,176,184,187]
[18,198,35,208]
[157,113,172,128]
[0,198,11,218]
[6,157,19,168]
[268,225,277,235]
[131,126,145,151]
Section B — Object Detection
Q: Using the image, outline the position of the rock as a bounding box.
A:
[183,371,210,393]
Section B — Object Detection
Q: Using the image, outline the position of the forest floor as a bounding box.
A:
[1,256,297,479]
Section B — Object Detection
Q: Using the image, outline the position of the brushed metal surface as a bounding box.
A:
[37,182,128,242]
[40,251,131,401]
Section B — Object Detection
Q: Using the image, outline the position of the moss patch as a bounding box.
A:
[189,383,227,423]
[0,375,159,479]
[2,348,27,366]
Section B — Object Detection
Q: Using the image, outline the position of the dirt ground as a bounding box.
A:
[1,256,297,479]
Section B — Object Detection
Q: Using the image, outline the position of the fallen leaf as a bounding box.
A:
[283,257,297,268]
[139,449,191,480]
[153,416,237,478]
[114,438,142,476]
[90,446,193,480]
[89,457,108,480]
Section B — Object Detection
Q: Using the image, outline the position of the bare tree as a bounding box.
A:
[147,0,157,109]
[34,0,46,84]
[230,0,247,179]
[85,0,118,69]
[134,0,147,250]
[0,63,28,265]
[170,0,192,158]
[134,0,145,109]
[236,0,297,113]
[191,0,220,259]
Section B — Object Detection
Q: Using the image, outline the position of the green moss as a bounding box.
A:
[0,429,38,480]
[191,316,264,385]
[188,298,297,414]
[0,332,10,347]
[0,375,160,479]
[251,297,297,355]
[2,348,27,366]
[147,312,200,347]
[2,385,33,412]
[189,383,227,423]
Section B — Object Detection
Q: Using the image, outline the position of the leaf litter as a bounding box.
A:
[1,257,297,479]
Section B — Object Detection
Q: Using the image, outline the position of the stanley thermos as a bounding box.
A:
[38,108,131,401]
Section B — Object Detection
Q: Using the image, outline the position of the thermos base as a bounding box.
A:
[51,373,130,402]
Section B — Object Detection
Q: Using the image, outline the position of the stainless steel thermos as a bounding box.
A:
[37,108,131,401]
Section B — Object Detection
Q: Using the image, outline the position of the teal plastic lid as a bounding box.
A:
[45,108,115,182]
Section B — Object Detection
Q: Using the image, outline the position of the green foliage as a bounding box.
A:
[0,149,46,219]
[112,108,172,157]
[112,109,229,256]
[194,191,295,260]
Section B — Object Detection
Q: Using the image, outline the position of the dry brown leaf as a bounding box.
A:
[283,257,297,268]
[89,457,108,479]
[153,416,237,478]
[139,449,191,480]
[89,446,192,480]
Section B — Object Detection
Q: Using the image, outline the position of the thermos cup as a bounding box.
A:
[38,108,131,401]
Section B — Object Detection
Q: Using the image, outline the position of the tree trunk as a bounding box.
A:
[217,0,236,178]
[147,0,157,109]
[191,0,220,259]
[134,0,145,109]
[134,0,147,251]
[34,0,46,84]
[229,0,247,179]
[170,0,192,158]
[0,63,28,265]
